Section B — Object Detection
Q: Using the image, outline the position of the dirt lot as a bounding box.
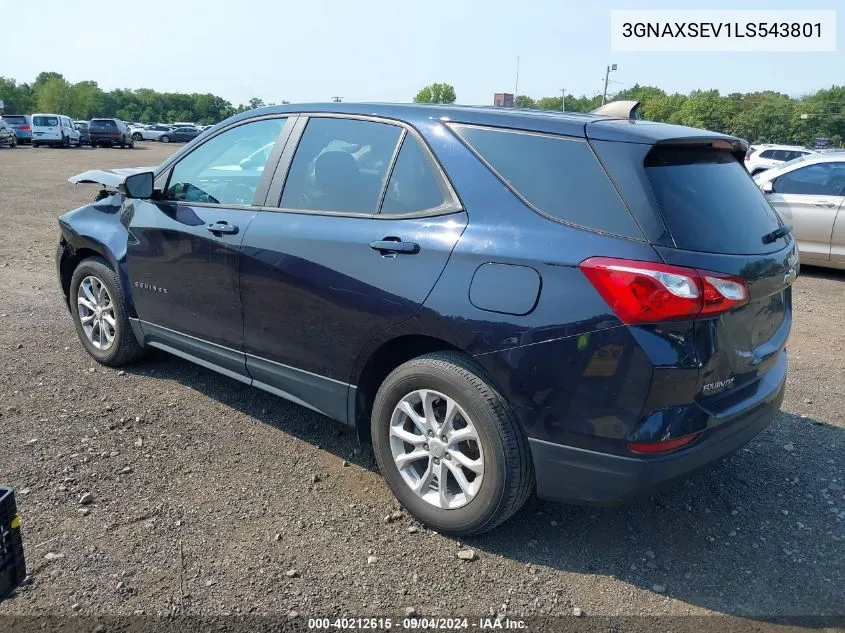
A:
[0,143,843,624]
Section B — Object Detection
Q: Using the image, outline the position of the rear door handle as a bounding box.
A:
[207,221,239,235]
[813,201,836,208]
[369,238,420,254]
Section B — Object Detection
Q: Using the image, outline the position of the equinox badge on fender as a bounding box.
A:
[135,281,167,294]
[703,377,734,394]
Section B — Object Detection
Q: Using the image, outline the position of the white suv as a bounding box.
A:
[31,114,81,148]
[745,144,814,176]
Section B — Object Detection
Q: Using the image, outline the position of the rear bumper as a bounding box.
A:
[530,350,786,504]
[89,135,121,144]
[13,130,31,141]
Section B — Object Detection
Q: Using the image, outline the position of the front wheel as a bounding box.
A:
[371,352,534,536]
[69,257,145,366]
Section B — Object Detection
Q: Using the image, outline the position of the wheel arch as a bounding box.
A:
[350,333,464,441]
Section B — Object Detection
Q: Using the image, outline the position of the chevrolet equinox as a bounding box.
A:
[56,103,797,535]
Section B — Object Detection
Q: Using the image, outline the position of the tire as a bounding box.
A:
[32,142,39,148]
[132,132,142,141]
[371,352,534,536]
[69,256,145,367]
[62,134,69,148]
[160,135,170,143]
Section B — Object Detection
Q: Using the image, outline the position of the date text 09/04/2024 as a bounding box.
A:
[307,617,528,630]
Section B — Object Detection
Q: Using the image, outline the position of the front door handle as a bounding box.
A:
[207,221,239,235]
[369,238,420,255]
[813,201,836,208]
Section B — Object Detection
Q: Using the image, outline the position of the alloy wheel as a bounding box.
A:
[389,389,484,509]
[76,275,117,351]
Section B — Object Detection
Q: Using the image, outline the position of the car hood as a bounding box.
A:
[68,167,156,188]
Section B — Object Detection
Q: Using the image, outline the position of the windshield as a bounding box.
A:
[646,148,786,255]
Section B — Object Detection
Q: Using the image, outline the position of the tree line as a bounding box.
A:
[0,72,277,125]
[416,82,845,147]
[2,73,843,146]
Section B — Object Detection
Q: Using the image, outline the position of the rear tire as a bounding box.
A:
[160,135,170,143]
[69,257,145,367]
[32,142,39,148]
[371,352,534,536]
[132,132,142,141]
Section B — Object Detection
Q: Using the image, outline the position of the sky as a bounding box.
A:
[0,0,841,106]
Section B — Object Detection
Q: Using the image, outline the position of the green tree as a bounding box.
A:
[515,95,536,109]
[36,77,75,114]
[0,77,35,113]
[413,83,456,104]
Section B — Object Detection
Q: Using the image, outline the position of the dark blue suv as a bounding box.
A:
[56,103,796,535]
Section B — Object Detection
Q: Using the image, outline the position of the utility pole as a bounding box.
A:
[331,96,343,103]
[560,88,565,112]
[514,56,520,106]
[601,63,617,106]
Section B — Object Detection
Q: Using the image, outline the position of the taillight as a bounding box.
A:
[20,125,30,131]
[744,154,750,161]
[579,257,749,324]
[629,432,700,454]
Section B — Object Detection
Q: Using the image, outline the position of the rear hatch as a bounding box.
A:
[588,127,796,415]
[90,119,120,138]
[2,116,30,133]
[32,115,60,139]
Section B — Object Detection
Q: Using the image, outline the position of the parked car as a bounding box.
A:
[1,114,32,144]
[88,118,134,148]
[169,121,198,129]
[131,124,173,141]
[31,114,81,148]
[56,103,795,535]
[159,126,201,143]
[0,119,17,147]
[754,153,845,269]
[745,144,815,176]
[73,121,90,145]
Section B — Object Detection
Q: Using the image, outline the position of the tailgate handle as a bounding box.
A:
[813,200,836,208]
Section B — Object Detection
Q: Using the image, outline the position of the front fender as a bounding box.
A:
[57,196,137,317]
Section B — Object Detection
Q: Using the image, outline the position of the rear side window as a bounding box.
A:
[451,124,642,238]
[280,117,402,214]
[381,135,449,215]
[33,116,59,127]
[646,148,785,254]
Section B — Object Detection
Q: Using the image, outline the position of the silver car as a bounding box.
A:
[755,153,845,270]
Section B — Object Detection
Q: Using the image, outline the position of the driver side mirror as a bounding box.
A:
[760,180,774,194]
[122,171,154,199]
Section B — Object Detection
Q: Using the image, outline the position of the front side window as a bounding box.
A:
[280,117,402,213]
[380,135,448,215]
[164,118,285,206]
[774,162,845,196]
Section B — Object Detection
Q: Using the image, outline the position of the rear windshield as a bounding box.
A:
[91,119,117,127]
[33,116,59,127]
[451,124,643,239]
[2,116,27,124]
[646,148,786,254]
[75,122,88,129]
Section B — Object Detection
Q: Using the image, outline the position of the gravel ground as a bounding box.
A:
[0,144,843,624]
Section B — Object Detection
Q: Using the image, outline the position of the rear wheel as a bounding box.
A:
[69,257,145,367]
[371,352,534,536]
[32,142,39,148]
[160,135,170,143]
[132,132,142,141]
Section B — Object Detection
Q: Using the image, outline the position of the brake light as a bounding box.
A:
[744,154,750,161]
[629,432,700,454]
[579,257,749,324]
[20,125,30,131]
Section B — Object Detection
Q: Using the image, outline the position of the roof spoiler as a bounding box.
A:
[590,100,641,120]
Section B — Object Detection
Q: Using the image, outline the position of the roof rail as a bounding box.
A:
[590,100,641,120]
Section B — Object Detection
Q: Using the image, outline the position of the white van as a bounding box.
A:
[31,114,81,148]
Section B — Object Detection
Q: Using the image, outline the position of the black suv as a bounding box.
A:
[56,102,795,535]
[88,118,134,148]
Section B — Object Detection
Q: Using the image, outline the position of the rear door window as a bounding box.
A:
[280,117,402,213]
[380,135,450,215]
[759,150,776,159]
[645,147,785,254]
[450,124,642,238]
[34,116,59,127]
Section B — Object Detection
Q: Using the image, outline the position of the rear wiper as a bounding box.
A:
[762,224,792,245]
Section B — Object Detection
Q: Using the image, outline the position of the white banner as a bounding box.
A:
[611,10,836,52]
